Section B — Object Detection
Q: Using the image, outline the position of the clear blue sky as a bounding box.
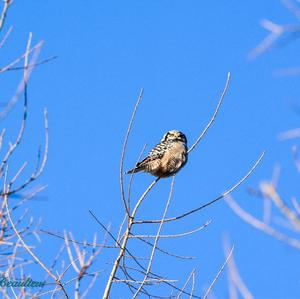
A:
[3,0,300,298]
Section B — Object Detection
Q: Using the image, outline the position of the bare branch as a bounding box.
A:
[0,0,11,33]
[127,143,147,214]
[226,195,300,250]
[224,238,253,299]
[202,245,234,299]
[120,88,144,217]
[130,220,211,239]
[133,234,196,260]
[4,55,58,72]
[41,230,115,251]
[176,269,196,299]
[7,108,49,196]
[188,72,231,153]
[260,182,300,230]
[133,176,175,298]
[190,271,196,299]
[135,151,265,224]
[0,25,12,49]
[3,178,69,298]
[0,40,43,121]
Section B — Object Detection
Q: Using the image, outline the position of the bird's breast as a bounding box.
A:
[160,142,187,173]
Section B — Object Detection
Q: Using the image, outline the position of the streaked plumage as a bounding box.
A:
[127,130,188,178]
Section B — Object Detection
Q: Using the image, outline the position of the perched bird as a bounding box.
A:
[127,130,188,178]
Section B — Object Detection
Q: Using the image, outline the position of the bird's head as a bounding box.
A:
[161,130,187,144]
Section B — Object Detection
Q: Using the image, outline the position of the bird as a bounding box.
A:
[126,130,188,178]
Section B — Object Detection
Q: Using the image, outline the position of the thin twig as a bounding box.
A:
[120,88,144,217]
[0,25,12,49]
[188,72,231,153]
[135,151,265,224]
[202,245,234,299]
[7,108,49,196]
[93,178,160,299]
[226,195,300,249]
[3,176,69,298]
[176,269,196,299]
[9,162,27,187]
[190,271,196,299]
[224,238,253,299]
[133,234,196,260]
[260,182,300,230]
[116,214,127,244]
[40,229,115,249]
[0,32,33,175]
[0,41,43,121]
[133,176,175,298]
[130,220,211,239]
[4,55,58,72]
[81,272,99,299]
[0,41,43,74]
[127,144,147,214]
[89,211,153,270]
[0,0,10,33]
[114,278,177,284]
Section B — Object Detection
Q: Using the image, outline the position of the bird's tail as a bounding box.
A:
[126,166,143,175]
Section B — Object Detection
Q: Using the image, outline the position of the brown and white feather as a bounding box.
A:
[127,130,188,178]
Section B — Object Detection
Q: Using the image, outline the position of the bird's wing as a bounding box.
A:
[136,142,167,168]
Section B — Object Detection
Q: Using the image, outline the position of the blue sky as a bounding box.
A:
[3,0,300,298]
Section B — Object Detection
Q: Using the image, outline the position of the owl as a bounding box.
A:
[126,130,188,178]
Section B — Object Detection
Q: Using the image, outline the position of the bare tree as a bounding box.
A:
[0,3,102,298]
[87,73,265,298]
